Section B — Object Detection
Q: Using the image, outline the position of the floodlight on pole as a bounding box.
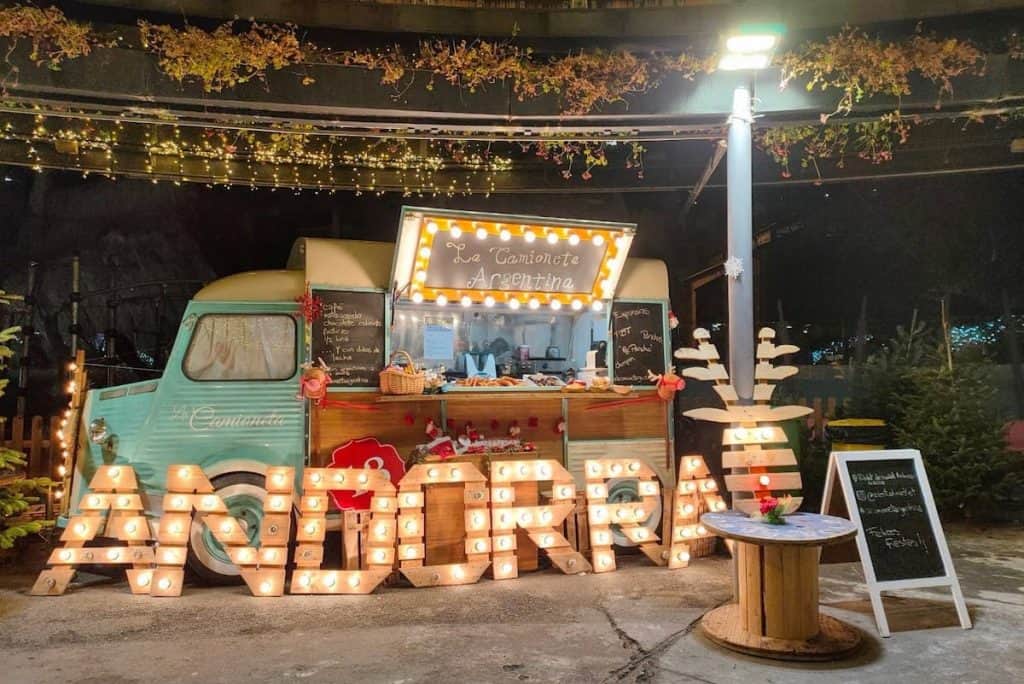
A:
[718,25,783,71]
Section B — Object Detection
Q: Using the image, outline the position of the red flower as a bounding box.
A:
[759,496,779,515]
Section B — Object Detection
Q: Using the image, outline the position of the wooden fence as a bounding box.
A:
[1,414,61,479]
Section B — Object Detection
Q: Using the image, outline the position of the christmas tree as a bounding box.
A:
[0,290,53,550]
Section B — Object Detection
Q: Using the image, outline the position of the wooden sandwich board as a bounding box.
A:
[822,449,971,637]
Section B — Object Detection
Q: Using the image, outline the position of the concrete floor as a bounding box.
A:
[1,525,1021,684]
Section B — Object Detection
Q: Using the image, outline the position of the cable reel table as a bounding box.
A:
[700,511,863,661]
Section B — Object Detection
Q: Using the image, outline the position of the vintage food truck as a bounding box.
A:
[68,208,677,582]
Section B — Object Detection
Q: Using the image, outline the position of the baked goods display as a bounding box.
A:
[455,375,526,388]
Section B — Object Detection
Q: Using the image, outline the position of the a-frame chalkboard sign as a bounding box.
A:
[822,449,971,637]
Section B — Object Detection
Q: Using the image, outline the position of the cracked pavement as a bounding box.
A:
[1,525,1022,683]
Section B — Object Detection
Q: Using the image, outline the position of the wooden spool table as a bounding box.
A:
[700,511,862,661]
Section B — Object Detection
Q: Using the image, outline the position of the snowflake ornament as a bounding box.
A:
[723,256,744,280]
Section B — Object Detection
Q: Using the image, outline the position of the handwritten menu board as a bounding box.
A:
[424,234,606,294]
[610,301,666,386]
[311,290,385,388]
[845,458,945,582]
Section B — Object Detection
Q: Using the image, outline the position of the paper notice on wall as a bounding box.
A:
[423,324,455,360]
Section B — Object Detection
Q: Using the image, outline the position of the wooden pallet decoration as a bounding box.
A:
[32,465,155,596]
[679,327,811,515]
[397,462,491,587]
[490,459,590,579]
[153,465,293,597]
[667,455,727,568]
[290,467,395,595]
[53,349,87,515]
[584,458,664,572]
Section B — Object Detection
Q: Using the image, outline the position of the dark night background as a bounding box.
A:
[1,165,1022,416]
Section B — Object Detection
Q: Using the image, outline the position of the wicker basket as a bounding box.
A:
[379,350,425,395]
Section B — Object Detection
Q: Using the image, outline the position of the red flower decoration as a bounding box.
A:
[295,285,324,322]
[759,496,779,515]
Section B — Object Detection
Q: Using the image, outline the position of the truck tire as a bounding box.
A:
[606,477,663,548]
[187,471,270,585]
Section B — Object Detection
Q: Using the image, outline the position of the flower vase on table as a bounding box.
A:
[752,494,799,525]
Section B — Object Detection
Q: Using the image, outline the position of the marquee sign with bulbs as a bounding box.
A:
[392,207,635,310]
[33,456,725,598]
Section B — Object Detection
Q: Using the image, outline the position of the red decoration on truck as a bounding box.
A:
[327,437,406,510]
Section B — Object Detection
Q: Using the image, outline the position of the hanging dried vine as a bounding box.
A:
[138,20,305,92]
[778,26,984,122]
[0,4,93,68]
[757,112,917,178]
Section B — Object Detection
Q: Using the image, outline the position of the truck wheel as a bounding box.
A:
[606,477,663,548]
[187,471,268,585]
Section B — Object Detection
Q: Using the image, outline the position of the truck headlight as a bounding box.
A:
[88,418,109,443]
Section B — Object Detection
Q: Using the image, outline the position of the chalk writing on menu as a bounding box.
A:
[312,290,385,388]
[611,301,665,386]
[424,233,606,294]
[847,458,945,582]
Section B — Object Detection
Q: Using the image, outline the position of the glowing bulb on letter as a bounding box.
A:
[348,575,361,588]
[426,221,438,234]
[74,522,87,536]
[484,295,495,307]
[259,581,272,594]
[592,234,605,246]
[436,295,448,307]
[177,467,190,478]
[108,467,120,479]
[571,299,583,311]
[476,226,488,240]
[546,231,559,245]
[523,230,535,243]
[568,233,580,246]
[419,246,431,259]
[299,573,312,587]
[427,468,439,478]
[499,228,511,241]
[311,472,322,484]
[158,577,172,591]
[138,572,151,587]
[449,224,462,238]
[592,300,604,312]
[758,475,771,487]
[461,295,472,307]
[411,291,424,304]
[550,299,562,311]
[452,566,465,580]
[508,298,520,310]
[528,297,540,310]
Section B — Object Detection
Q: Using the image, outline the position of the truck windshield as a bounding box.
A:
[183,314,296,381]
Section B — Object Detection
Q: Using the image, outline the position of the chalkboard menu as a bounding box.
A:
[424,234,606,294]
[846,458,945,582]
[311,290,386,388]
[610,301,666,386]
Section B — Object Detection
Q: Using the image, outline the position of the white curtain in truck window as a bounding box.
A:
[184,315,295,381]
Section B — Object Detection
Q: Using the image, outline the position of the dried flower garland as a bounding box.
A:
[0,4,93,69]
[778,26,984,123]
[138,20,305,92]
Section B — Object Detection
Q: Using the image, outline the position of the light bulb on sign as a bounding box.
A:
[501,563,512,574]
[452,566,465,580]
[546,232,559,245]
[461,296,472,308]
[259,581,272,595]
[60,550,73,561]
[324,574,337,589]
[220,522,234,534]
[758,475,771,487]
[436,294,448,307]
[272,471,287,487]
[449,224,462,239]
[138,572,152,587]
[304,522,318,535]
[377,498,389,509]
[559,486,572,498]
[375,524,388,537]
[592,300,604,312]
[568,234,580,246]
[348,575,361,589]
[88,495,101,507]
[508,298,521,310]
[74,522,88,536]
[734,427,748,440]
[528,297,540,310]
[524,230,535,243]
[414,270,427,282]
[628,461,640,472]
[334,472,346,484]
[411,291,424,304]
[270,496,284,510]
[499,228,511,241]
[550,299,562,311]
[419,246,431,259]
[427,467,439,478]
[683,504,695,515]
[688,457,701,470]
[592,234,605,247]
[405,546,417,558]
[476,226,487,240]
[571,299,583,311]
[125,522,137,534]
[177,467,190,479]
[299,573,312,587]
[426,221,438,234]
[677,551,690,563]
[311,472,323,484]
[108,467,120,479]
[357,473,369,485]
[474,540,486,552]
[158,577,173,591]
[374,550,387,563]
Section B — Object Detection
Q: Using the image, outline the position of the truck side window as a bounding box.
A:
[183,314,296,381]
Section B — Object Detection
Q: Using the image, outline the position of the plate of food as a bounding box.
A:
[525,374,565,388]
[444,376,528,391]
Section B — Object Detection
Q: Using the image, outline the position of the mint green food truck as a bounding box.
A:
[68,208,676,583]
